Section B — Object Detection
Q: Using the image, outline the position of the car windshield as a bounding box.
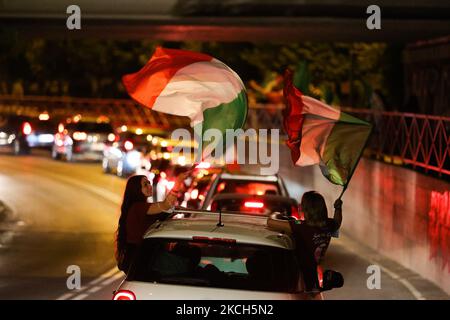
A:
[215,179,280,196]
[68,122,113,133]
[127,238,300,293]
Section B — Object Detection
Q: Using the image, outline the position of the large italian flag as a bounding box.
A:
[283,69,372,186]
[122,47,247,157]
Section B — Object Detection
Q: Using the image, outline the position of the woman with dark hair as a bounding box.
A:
[116,173,188,272]
[268,191,343,291]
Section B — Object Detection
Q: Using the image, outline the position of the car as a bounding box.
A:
[184,172,289,210]
[52,120,115,161]
[180,165,224,209]
[112,209,343,300]
[209,193,300,218]
[102,132,155,177]
[0,114,57,155]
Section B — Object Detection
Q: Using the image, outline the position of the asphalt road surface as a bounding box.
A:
[0,149,447,300]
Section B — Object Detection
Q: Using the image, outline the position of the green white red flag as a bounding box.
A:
[283,69,372,186]
[122,47,247,158]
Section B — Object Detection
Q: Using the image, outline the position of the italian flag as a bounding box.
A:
[283,69,372,186]
[122,47,247,156]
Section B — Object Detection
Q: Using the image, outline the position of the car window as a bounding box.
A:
[128,238,300,293]
[211,198,294,216]
[215,180,280,196]
[68,122,113,133]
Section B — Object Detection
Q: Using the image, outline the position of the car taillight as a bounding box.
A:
[244,201,264,209]
[317,265,324,288]
[124,140,134,151]
[22,122,32,135]
[291,205,300,220]
[193,236,236,244]
[73,131,87,141]
[113,290,136,300]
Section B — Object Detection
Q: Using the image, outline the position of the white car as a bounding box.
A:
[113,209,342,300]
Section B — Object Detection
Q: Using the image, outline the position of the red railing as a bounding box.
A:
[344,108,450,177]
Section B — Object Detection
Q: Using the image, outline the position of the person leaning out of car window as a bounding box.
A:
[116,172,189,272]
[267,191,343,292]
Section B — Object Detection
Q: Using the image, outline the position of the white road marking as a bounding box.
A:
[88,267,120,286]
[338,235,426,300]
[56,267,121,300]
[87,286,103,294]
[99,272,124,286]
[72,293,90,300]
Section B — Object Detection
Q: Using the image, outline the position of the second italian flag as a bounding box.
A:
[283,69,372,186]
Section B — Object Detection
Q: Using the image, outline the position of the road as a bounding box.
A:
[0,149,447,300]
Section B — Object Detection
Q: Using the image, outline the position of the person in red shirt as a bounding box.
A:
[116,172,188,272]
[268,191,343,291]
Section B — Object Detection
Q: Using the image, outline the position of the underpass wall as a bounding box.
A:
[275,145,450,295]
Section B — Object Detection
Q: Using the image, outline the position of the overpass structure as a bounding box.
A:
[1,0,449,42]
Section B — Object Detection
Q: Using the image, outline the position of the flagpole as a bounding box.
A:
[337,123,374,200]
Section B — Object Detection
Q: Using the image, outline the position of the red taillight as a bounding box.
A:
[217,182,226,193]
[193,236,236,244]
[22,122,32,135]
[113,290,136,300]
[124,140,134,151]
[291,205,300,220]
[317,265,324,288]
[244,201,264,209]
[73,131,87,141]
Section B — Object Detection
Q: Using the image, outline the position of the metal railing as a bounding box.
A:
[247,104,450,178]
[0,95,190,130]
[1,95,449,177]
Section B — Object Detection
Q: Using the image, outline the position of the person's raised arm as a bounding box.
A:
[146,171,190,216]
[146,195,175,215]
[333,198,343,229]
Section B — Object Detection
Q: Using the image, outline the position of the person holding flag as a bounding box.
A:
[268,68,372,291]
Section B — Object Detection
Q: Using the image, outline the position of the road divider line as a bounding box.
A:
[99,271,125,286]
[72,293,90,300]
[88,267,120,286]
[337,234,426,300]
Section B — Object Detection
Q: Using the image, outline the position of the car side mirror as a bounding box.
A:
[321,270,344,291]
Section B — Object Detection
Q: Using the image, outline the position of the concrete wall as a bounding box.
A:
[274,145,450,295]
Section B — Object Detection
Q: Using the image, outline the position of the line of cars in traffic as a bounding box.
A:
[1,113,343,299]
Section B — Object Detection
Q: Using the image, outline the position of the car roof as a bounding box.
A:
[143,210,293,250]
[219,172,279,182]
